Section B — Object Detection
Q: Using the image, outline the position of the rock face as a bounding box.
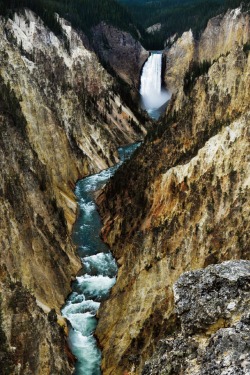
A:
[92,22,149,87]
[0,269,73,375]
[146,23,162,34]
[95,7,250,375]
[164,7,250,93]
[0,9,145,374]
[143,261,250,375]
[164,29,195,93]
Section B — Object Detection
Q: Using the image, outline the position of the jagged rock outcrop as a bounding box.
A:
[164,7,250,94]
[92,22,149,87]
[146,24,162,34]
[164,29,195,93]
[95,8,250,375]
[143,261,250,375]
[0,9,146,374]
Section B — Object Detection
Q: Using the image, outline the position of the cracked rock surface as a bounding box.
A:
[143,261,250,375]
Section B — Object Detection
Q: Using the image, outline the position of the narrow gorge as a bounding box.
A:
[62,143,139,374]
[95,6,250,375]
[0,8,146,374]
[0,2,249,375]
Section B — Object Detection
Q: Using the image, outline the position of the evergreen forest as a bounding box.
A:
[0,0,140,40]
[118,0,250,48]
[1,0,250,50]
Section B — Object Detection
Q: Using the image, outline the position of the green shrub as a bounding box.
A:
[243,41,250,54]
[184,60,211,95]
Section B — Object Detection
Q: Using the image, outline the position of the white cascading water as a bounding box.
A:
[61,143,140,375]
[140,52,170,119]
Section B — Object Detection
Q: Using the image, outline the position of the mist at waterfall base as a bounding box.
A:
[140,52,171,120]
[61,143,140,375]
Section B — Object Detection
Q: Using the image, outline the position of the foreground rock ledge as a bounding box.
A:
[143,260,250,375]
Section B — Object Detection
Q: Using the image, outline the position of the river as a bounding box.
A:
[62,143,140,374]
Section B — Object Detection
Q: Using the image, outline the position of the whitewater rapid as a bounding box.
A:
[62,143,140,375]
[140,52,171,119]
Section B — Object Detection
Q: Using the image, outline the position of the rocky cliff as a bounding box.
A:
[164,7,250,94]
[0,9,145,374]
[143,260,250,375]
[92,22,149,88]
[96,7,250,375]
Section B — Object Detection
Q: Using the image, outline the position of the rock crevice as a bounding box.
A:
[143,261,250,375]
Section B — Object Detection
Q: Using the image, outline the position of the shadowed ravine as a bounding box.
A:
[61,143,140,374]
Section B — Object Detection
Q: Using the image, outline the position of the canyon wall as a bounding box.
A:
[0,9,145,374]
[164,7,250,94]
[92,22,149,88]
[96,8,250,375]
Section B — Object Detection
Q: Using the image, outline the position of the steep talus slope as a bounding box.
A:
[0,9,145,374]
[143,261,250,375]
[96,9,250,375]
[92,22,149,87]
[165,7,250,94]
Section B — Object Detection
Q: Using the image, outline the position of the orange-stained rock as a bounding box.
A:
[96,8,250,375]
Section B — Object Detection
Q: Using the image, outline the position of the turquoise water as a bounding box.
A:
[62,143,140,375]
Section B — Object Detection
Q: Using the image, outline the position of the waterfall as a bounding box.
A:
[140,52,170,119]
[140,53,162,97]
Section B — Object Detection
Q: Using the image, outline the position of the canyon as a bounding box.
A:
[0,3,249,375]
[95,7,250,375]
[0,9,146,374]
